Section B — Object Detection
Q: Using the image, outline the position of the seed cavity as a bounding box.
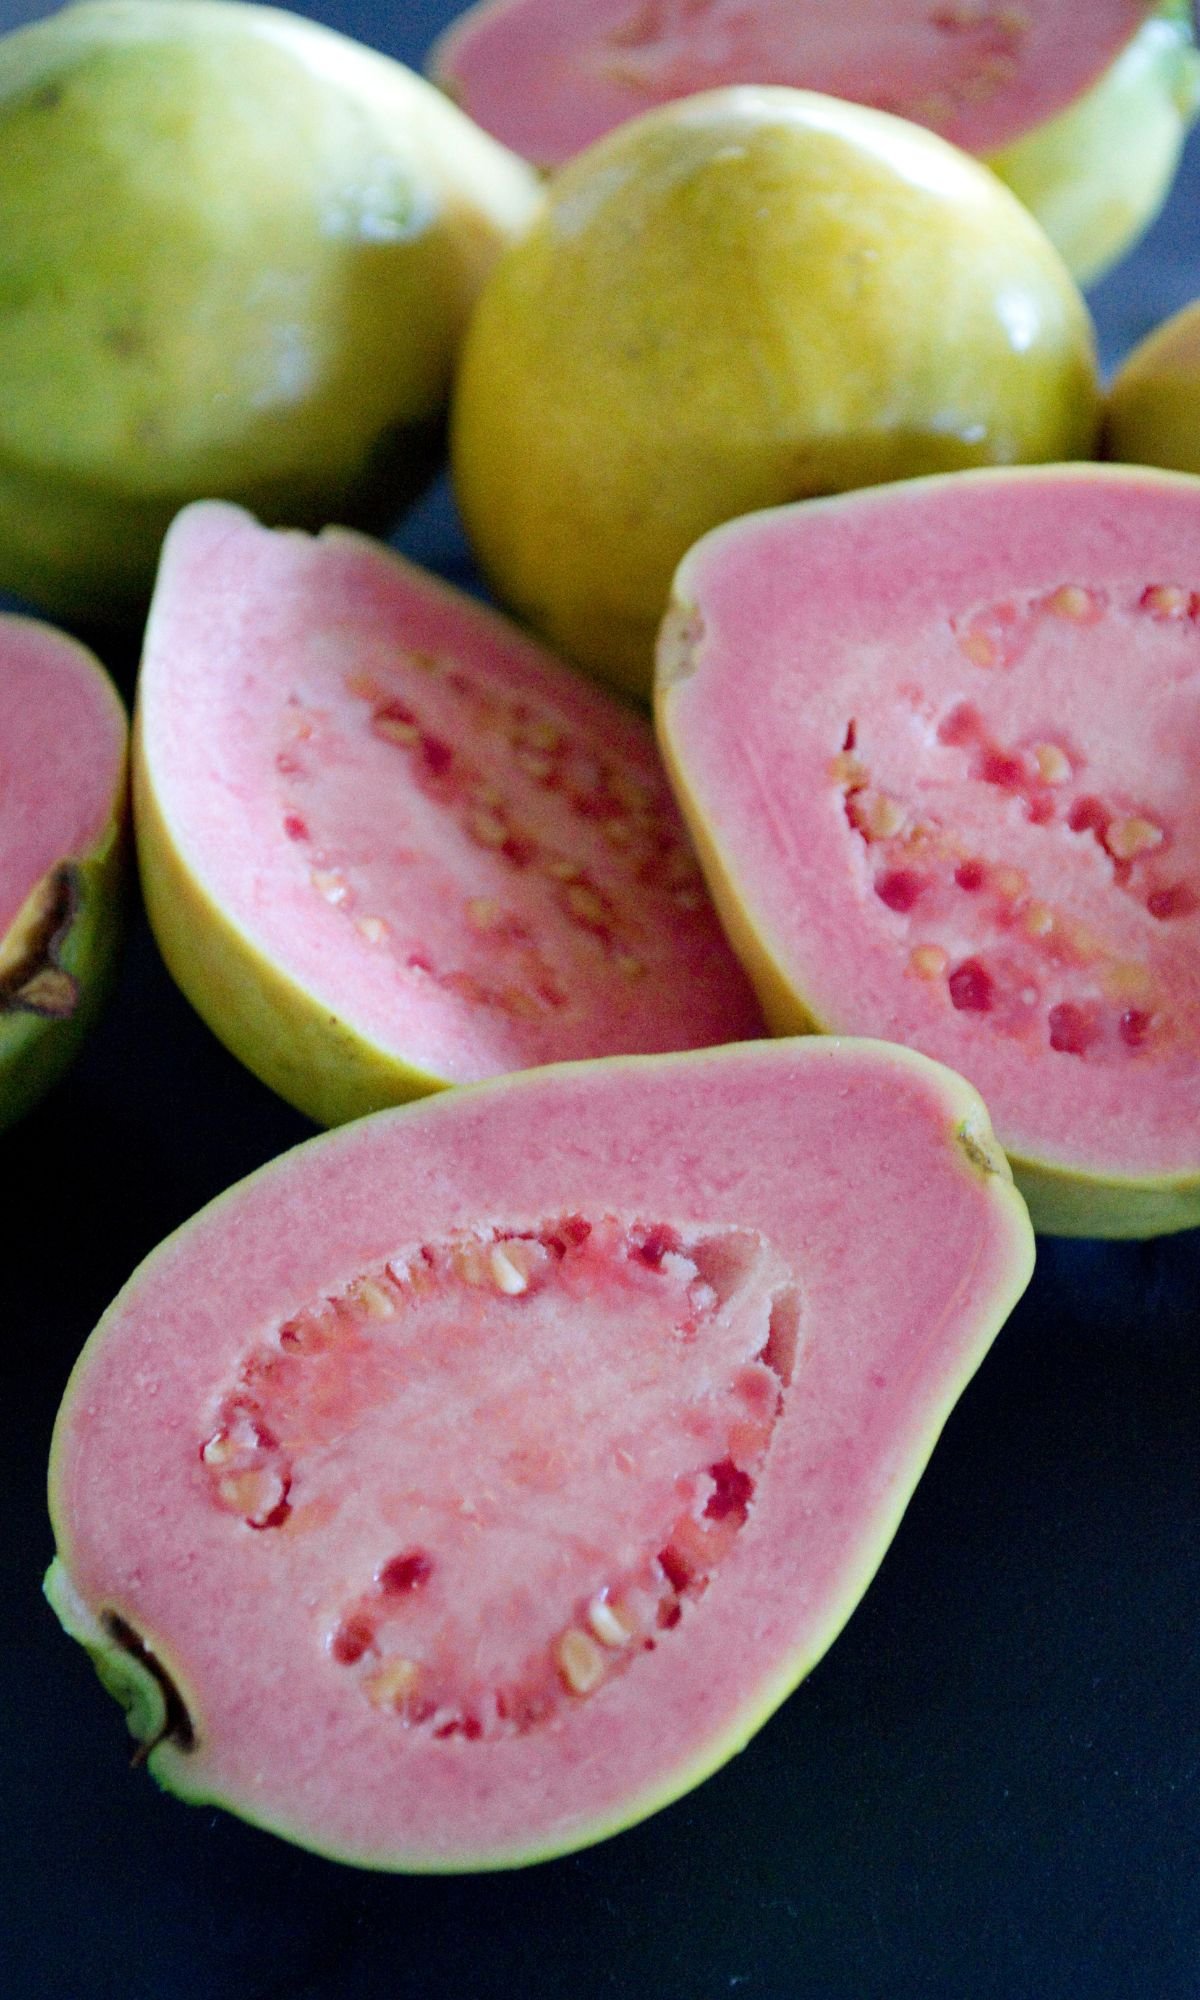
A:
[203,1214,799,1742]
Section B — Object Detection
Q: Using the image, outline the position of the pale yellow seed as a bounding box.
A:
[201,1433,237,1468]
[991,866,1025,900]
[217,1470,274,1516]
[489,1244,529,1296]
[602,818,634,848]
[515,750,553,781]
[350,1277,395,1320]
[374,716,418,746]
[544,857,581,881]
[1142,584,1191,620]
[557,1628,606,1696]
[854,791,905,840]
[1043,584,1101,624]
[829,751,867,788]
[469,809,508,848]
[587,1596,636,1649]
[909,944,948,980]
[1102,960,1154,1004]
[524,720,562,753]
[958,630,999,669]
[311,870,349,905]
[1024,902,1055,938]
[614,953,646,980]
[356,916,388,946]
[1106,817,1163,862]
[452,1241,490,1285]
[466,897,503,933]
[566,885,607,925]
[1033,743,1071,785]
[365,1658,420,1711]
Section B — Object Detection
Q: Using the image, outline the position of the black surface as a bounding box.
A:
[3,4,1199,1996]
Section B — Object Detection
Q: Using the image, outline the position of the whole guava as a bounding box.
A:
[0,0,540,625]
[1103,297,1200,475]
[451,87,1101,699]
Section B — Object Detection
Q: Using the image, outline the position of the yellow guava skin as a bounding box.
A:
[452,87,1101,700]
[0,0,541,626]
[986,2,1200,290]
[1103,298,1200,476]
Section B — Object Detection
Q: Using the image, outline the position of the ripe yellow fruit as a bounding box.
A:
[452,87,1101,699]
[0,0,541,624]
[1104,298,1200,475]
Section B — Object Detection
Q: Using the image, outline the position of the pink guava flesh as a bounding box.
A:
[0,616,126,1013]
[657,465,1200,1204]
[46,1040,1032,1869]
[431,0,1145,166]
[138,503,763,1092]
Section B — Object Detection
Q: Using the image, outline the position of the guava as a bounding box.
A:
[0,0,540,626]
[0,615,126,1130]
[44,1036,1034,1870]
[133,501,764,1125]
[451,87,1100,699]
[1103,297,1200,475]
[655,462,1200,1238]
[430,0,1200,285]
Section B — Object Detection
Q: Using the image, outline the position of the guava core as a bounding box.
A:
[452,86,1100,698]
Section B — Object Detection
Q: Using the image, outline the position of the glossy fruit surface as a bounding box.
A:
[0,0,540,624]
[46,1037,1033,1870]
[0,615,126,1128]
[452,87,1100,697]
[656,463,1200,1237]
[134,502,763,1124]
[431,0,1200,283]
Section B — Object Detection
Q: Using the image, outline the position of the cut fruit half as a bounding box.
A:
[430,0,1200,282]
[0,615,126,1128]
[46,1037,1033,1870]
[656,463,1200,1237]
[134,503,764,1124]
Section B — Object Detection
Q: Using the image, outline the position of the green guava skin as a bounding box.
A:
[987,2,1200,289]
[0,0,540,625]
[452,87,1101,699]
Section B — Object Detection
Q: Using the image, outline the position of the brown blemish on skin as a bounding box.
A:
[957,1119,1005,1178]
[0,865,80,1018]
[656,601,705,687]
[101,1612,197,1761]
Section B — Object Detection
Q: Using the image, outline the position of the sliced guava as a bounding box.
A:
[656,463,1200,1239]
[45,1037,1034,1870]
[451,85,1100,698]
[133,502,764,1123]
[430,0,1200,283]
[0,0,540,624]
[0,615,127,1129]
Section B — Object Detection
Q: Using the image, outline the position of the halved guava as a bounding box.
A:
[45,1037,1033,1870]
[656,463,1200,1239]
[133,502,764,1123]
[0,0,540,624]
[0,616,126,1129]
[430,0,1200,283]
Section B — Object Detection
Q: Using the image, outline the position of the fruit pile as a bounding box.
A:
[2,0,1196,1875]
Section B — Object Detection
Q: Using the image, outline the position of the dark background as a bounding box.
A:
[2,4,1198,1996]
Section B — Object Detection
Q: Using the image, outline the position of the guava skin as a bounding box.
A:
[0,623,127,1132]
[0,0,540,625]
[987,3,1200,288]
[1103,298,1200,476]
[451,87,1101,699]
[44,1038,1034,1870]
